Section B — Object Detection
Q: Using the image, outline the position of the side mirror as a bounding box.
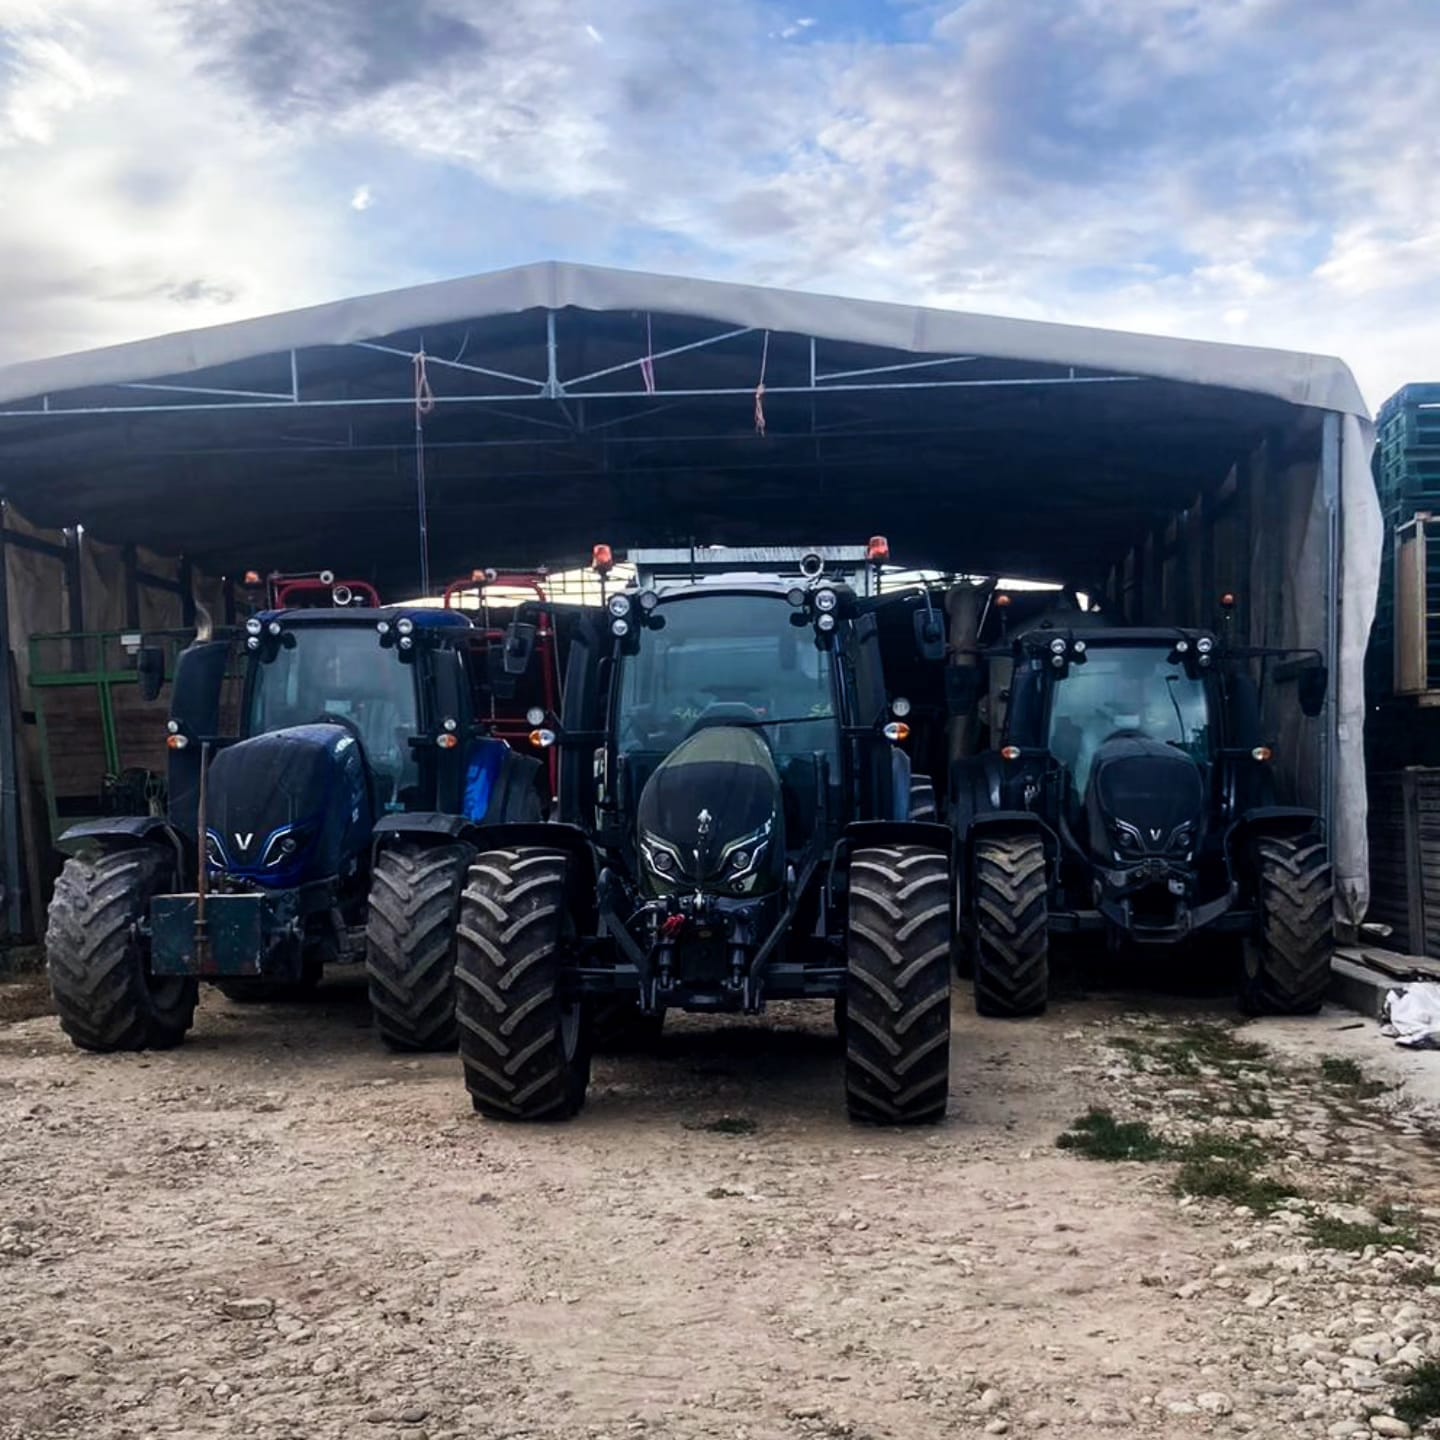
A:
[913,609,946,663]
[136,645,166,702]
[503,620,537,677]
[944,666,982,716]
[1298,665,1327,718]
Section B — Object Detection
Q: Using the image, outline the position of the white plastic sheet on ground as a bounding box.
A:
[1383,983,1440,1049]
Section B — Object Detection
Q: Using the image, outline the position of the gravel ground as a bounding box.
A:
[1,970,1438,1440]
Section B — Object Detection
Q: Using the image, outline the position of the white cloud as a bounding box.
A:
[1,0,1438,406]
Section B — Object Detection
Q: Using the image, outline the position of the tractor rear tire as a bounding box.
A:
[908,774,937,822]
[366,841,473,1051]
[46,847,197,1053]
[1238,835,1334,1015]
[454,848,590,1121]
[973,834,1050,1017]
[844,845,952,1125]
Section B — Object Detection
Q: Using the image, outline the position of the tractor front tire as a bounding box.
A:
[973,834,1050,1017]
[366,841,473,1050]
[844,845,952,1125]
[454,848,590,1120]
[1238,835,1334,1015]
[46,847,197,1053]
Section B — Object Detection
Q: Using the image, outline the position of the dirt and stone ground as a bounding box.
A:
[1,966,1439,1440]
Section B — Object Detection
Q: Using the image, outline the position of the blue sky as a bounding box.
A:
[0,0,1436,406]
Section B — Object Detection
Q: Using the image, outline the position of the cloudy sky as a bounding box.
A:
[0,0,1435,407]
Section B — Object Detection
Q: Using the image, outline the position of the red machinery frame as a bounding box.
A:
[444,570,561,794]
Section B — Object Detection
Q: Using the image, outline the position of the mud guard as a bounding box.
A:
[57,815,185,868]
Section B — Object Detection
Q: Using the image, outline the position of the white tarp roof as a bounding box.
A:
[0,260,1369,419]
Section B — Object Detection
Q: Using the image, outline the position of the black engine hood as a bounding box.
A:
[206,723,372,885]
[1083,736,1205,863]
[636,725,786,896]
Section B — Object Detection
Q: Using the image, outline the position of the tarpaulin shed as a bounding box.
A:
[0,261,1379,936]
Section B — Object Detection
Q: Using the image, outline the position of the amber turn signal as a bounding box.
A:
[1251,746,1273,762]
[882,721,910,743]
[1000,745,1021,761]
[436,733,459,750]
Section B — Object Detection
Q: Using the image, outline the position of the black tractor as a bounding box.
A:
[45,598,545,1054]
[451,544,956,1124]
[949,621,1334,1017]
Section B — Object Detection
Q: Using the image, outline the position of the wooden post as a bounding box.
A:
[0,511,23,938]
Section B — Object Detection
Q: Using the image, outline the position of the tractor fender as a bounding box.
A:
[961,809,1059,869]
[1224,806,1322,877]
[461,821,599,933]
[836,819,954,861]
[827,820,956,935]
[57,816,186,872]
[372,813,473,847]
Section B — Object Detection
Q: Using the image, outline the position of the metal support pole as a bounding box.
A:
[0,510,24,938]
[1321,411,1342,841]
[544,311,561,400]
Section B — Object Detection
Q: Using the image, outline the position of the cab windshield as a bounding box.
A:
[616,594,836,757]
[247,626,421,808]
[1048,645,1211,797]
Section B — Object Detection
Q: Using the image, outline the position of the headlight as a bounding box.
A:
[246,636,260,651]
[1196,636,1214,654]
[396,617,415,636]
[262,829,306,867]
[376,620,391,635]
[607,593,632,618]
[1073,640,1087,655]
[1175,639,1189,654]
[729,849,751,873]
[816,612,836,633]
[813,587,838,613]
[651,849,675,873]
[611,617,630,638]
[267,620,282,636]
[1049,637,1066,655]
[245,617,262,636]
[637,590,660,612]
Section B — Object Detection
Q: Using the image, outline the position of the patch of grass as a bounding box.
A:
[1319,1054,1392,1099]
[1106,1024,1272,1081]
[1056,1108,1171,1162]
[1308,1216,1420,1252]
[1320,1055,1364,1085]
[685,1115,758,1136]
[1173,1158,1296,1214]
[1393,1359,1440,1426]
[1180,1131,1269,1165]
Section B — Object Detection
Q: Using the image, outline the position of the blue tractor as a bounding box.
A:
[44,590,548,1053]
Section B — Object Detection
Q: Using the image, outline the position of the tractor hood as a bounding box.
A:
[636,725,786,898]
[1083,736,1205,868]
[204,723,373,888]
